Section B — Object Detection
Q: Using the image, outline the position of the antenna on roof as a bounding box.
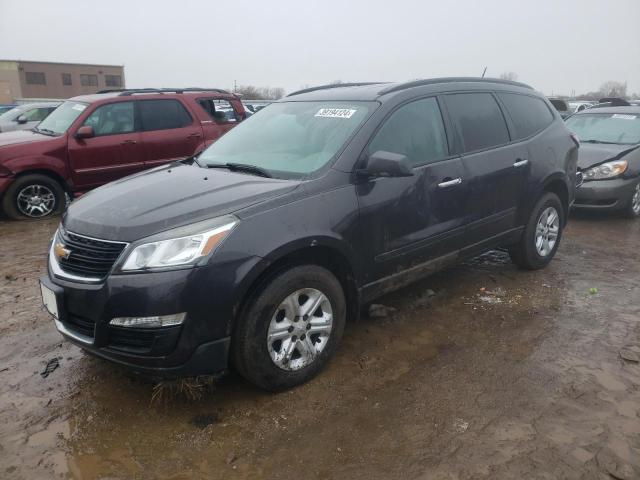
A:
[481,66,487,78]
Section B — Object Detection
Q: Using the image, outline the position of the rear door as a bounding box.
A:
[196,98,241,147]
[356,96,469,287]
[67,101,145,188]
[138,99,204,168]
[443,92,529,247]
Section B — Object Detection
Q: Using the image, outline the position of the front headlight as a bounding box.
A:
[121,217,237,271]
[583,160,628,180]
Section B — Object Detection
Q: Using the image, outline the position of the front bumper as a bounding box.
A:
[41,252,261,377]
[573,177,638,211]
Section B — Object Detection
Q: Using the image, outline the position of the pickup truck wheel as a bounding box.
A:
[232,265,346,391]
[509,192,564,270]
[2,174,65,220]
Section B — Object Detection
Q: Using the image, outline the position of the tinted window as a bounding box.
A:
[499,93,553,139]
[80,74,98,87]
[368,97,448,167]
[25,72,46,85]
[83,102,135,136]
[105,75,122,87]
[139,100,192,131]
[62,73,72,86]
[445,93,510,152]
[198,98,238,123]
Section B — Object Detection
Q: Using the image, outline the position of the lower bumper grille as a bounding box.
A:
[66,314,96,338]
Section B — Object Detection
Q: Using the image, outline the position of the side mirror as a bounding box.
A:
[75,125,95,139]
[357,151,414,179]
[16,115,28,124]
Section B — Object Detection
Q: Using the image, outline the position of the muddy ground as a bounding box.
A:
[0,212,639,480]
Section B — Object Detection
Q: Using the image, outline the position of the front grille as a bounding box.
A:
[57,230,127,279]
[66,314,96,338]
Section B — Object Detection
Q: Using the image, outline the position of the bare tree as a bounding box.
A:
[499,72,518,81]
[234,85,286,100]
[598,81,627,99]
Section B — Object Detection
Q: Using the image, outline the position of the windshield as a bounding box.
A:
[36,101,88,135]
[198,101,375,179]
[566,113,640,145]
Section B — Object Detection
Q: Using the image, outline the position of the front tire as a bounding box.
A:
[232,265,346,391]
[2,174,65,220]
[509,192,564,270]
[623,182,640,219]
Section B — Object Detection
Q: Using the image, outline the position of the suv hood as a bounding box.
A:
[64,163,302,241]
[0,129,57,147]
[578,143,640,170]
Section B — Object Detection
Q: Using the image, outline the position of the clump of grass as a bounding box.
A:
[151,376,217,405]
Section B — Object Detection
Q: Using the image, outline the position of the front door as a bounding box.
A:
[443,92,529,245]
[68,101,145,189]
[356,97,470,294]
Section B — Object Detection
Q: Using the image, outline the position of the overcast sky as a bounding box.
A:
[1,0,639,96]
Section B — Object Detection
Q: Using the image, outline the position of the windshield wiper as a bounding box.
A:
[206,162,272,178]
[33,126,57,136]
[581,139,619,145]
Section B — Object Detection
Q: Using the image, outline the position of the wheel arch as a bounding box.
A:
[229,240,361,336]
[541,174,570,223]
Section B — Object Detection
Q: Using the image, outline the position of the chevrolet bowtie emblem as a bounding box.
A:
[54,243,72,260]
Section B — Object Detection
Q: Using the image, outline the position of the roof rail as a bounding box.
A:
[378,77,533,95]
[287,82,386,97]
[96,87,231,96]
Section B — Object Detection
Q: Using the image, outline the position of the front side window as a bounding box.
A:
[368,97,448,167]
[23,107,52,122]
[566,113,640,145]
[25,72,46,85]
[198,101,375,179]
[83,102,135,136]
[198,98,238,123]
[80,74,98,87]
[37,101,87,135]
[498,93,554,139]
[139,99,192,131]
[445,93,510,152]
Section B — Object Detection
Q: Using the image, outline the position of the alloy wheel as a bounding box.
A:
[535,206,560,257]
[16,184,56,218]
[267,288,333,371]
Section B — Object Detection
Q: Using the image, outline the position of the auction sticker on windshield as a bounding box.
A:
[72,104,87,112]
[315,108,357,119]
[612,114,637,120]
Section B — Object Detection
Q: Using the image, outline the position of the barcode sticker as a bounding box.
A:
[315,108,357,119]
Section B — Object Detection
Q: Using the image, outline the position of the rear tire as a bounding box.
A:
[623,181,640,219]
[231,265,346,391]
[509,192,564,270]
[2,174,65,220]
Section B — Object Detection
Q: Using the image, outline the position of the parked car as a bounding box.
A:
[40,78,578,391]
[0,104,17,115]
[548,97,571,118]
[569,101,595,114]
[566,106,640,217]
[0,102,60,133]
[0,88,246,219]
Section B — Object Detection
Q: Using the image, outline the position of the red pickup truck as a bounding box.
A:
[0,88,247,219]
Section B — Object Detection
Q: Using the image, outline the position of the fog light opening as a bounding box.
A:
[110,313,186,328]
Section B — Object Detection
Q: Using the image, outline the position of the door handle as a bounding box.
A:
[438,178,462,188]
[121,140,137,145]
[187,133,202,139]
[513,159,529,168]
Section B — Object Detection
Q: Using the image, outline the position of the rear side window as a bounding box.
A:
[83,102,135,136]
[499,93,553,139]
[368,97,448,167]
[139,99,192,131]
[198,98,238,123]
[445,93,510,153]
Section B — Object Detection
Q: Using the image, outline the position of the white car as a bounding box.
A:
[0,102,60,133]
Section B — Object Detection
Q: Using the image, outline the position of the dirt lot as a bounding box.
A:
[1,213,639,480]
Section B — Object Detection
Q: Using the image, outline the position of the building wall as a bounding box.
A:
[0,60,125,101]
[0,61,22,103]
